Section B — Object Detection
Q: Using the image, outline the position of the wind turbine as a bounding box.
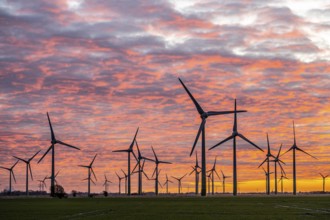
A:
[112,127,139,195]
[172,173,187,194]
[149,146,171,195]
[131,140,153,195]
[282,121,317,195]
[258,134,275,195]
[37,176,47,192]
[278,170,288,193]
[121,169,129,194]
[207,156,221,195]
[132,159,149,194]
[115,172,124,194]
[163,174,173,194]
[209,99,263,196]
[189,151,201,195]
[0,160,19,194]
[261,167,273,194]
[103,174,112,193]
[178,78,246,196]
[319,173,328,193]
[38,112,80,197]
[270,144,285,195]
[14,150,40,196]
[220,170,231,194]
[207,172,212,194]
[147,169,163,194]
[78,154,97,197]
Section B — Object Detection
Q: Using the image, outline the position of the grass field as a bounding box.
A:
[1,195,329,219]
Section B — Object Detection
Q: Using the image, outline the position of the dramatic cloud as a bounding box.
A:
[0,0,329,193]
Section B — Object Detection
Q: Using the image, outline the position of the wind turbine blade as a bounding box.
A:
[169,180,173,183]
[29,164,33,180]
[121,169,127,176]
[91,168,97,181]
[57,140,80,150]
[30,150,41,161]
[135,139,141,158]
[143,171,149,179]
[158,181,163,188]
[0,166,9,171]
[238,133,263,152]
[171,176,179,181]
[12,160,19,169]
[221,170,225,177]
[129,127,139,150]
[159,161,172,164]
[262,167,267,174]
[293,121,296,145]
[38,145,53,163]
[178,78,204,115]
[115,172,120,178]
[151,146,158,162]
[113,149,129,153]
[209,134,234,150]
[78,165,89,168]
[55,170,60,178]
[182,173,187,179]
[266,133,271,154]
[189,169,195,176]
[296,147,317,159]
[276,144,283,158]
[141,159,146,169]
[143,157,155,162]
[47,112,56,141]
[278,159,286,165]
[190,118,206,156]
[90,154,97,166]
[132,162,139,173]
[152,167,157,177]
[281,146,293,156]
[12,171,17,183]
[215,170,221,180]
[195,151,198,166]
[132,151,138,164]
[90,178,96,185]
[207,110,247,116]
[13,156,27,163]
[278,162,286,176]
[258,158,267,168]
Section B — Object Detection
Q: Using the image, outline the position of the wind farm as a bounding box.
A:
[1,0,330,219]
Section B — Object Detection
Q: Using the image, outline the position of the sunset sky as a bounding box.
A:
[1,0,329,194]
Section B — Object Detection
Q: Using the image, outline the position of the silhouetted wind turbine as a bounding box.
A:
[270,144,285,195]
[163,174,173,194]
[37,175,48,192]
[261,167,273,194]
[207,156,221,195]
[103,174,112,193]
[282,121,317,195]
[189,151,201,195]
[14,150,40,196]
[38,112,80,197]
[121,169,129,194]
[278,170,288,193]
[149,146,171,195]
[220,170,231,194]
[78,154,97,197]
[45,170,60,186]
[113,127,139,195]
[115,172,124,194]
[178,78,246,196]
[131,140,153,195]
[207,172,212,194]
[147,168,163,194]
[132,159,149,194]
[0,160,19,194]
[319,173,328,193]
[258,134,275,195]
[172,173,187,194]
[209,99,263,196]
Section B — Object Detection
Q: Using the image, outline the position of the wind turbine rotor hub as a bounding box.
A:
[201,112,208,118]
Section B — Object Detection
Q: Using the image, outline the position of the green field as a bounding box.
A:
[1,195,329,219]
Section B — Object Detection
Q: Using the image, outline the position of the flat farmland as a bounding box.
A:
[1,195,329,219]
